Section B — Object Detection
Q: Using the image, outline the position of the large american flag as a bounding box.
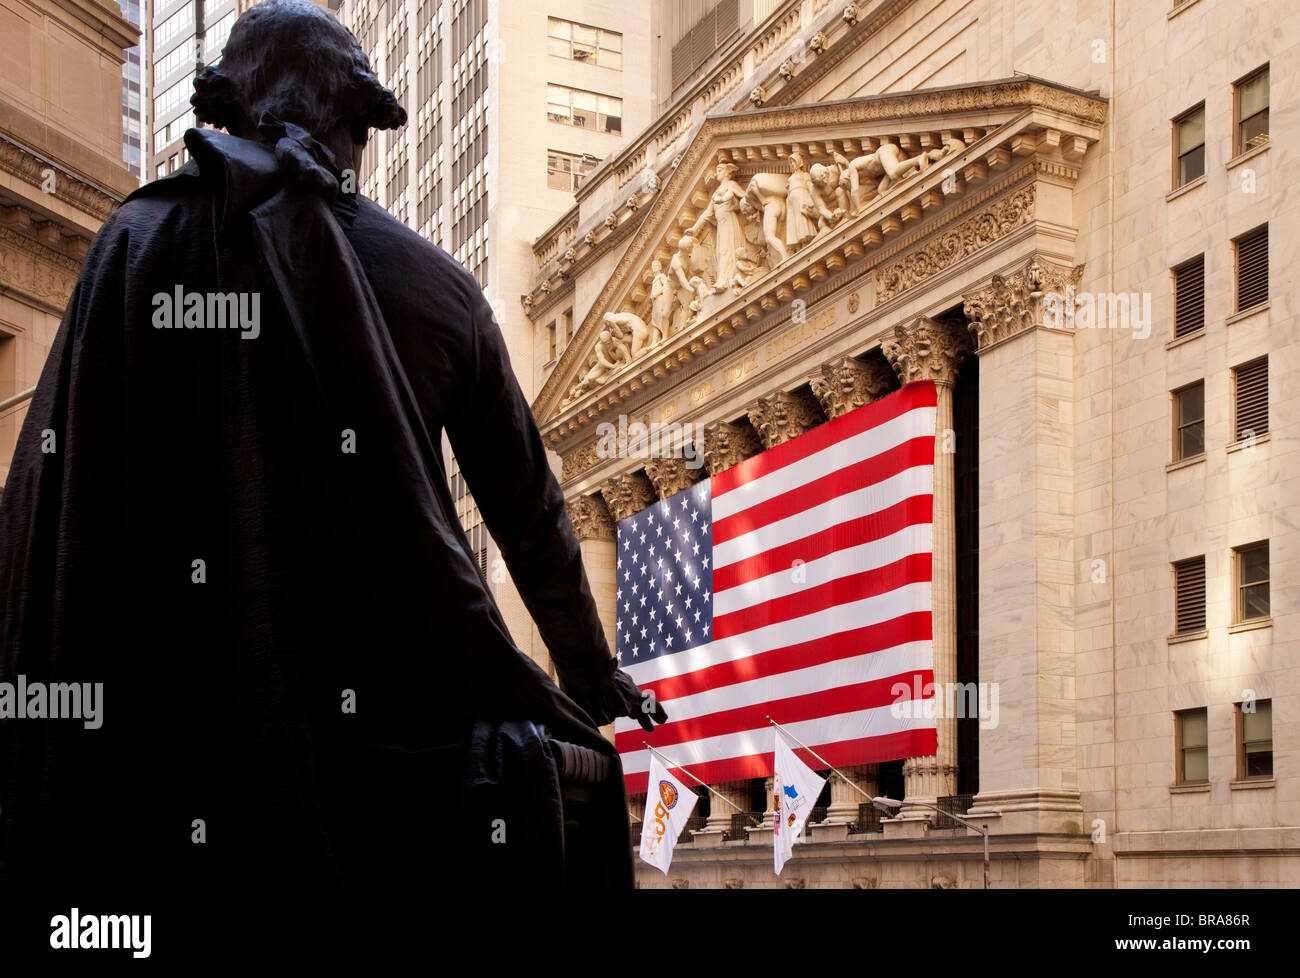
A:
[614,380,939,794]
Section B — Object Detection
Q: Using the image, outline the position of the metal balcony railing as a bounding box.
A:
[933,794,975,829]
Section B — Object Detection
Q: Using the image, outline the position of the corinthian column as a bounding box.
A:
[809,354,896,420]
[566,492,619,745]
[746,388,824,449]
[882,316,971,821]
[643,457,706,499]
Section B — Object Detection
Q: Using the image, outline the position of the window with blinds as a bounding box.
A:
[1173,556,1206,634]
[1235,66,1269,156]
[1233,356,1268,442]
[669,0,740,91]
[1172,255,1204,337]
[1236,699,1272,779]
[1235,225,1268,311]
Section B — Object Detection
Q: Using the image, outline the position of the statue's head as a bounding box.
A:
[677,234,694,253]
[715,159,739,183]
[651,259,663,273]
[810,163,830,187]
[192,0,406,155]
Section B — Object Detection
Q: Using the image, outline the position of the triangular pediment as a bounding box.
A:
[535,76,1105,436]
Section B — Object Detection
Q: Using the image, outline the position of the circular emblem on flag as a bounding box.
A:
[658,780,678,810]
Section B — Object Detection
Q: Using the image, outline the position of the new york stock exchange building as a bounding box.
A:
[520,0,1298,889]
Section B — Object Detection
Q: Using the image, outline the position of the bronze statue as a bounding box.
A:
[0,0,663,895]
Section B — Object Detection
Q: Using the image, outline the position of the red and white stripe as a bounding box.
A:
[616,381,939,794]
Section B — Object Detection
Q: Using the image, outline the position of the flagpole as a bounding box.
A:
[764,715,875,803]
[642,741,748,815]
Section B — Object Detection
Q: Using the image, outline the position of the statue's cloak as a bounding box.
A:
[0,125,632,892]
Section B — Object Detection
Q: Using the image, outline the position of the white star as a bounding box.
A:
[675,616,684,629]
[649,607,656,620]
[665,635,674,647]
[675,582,683,595]
[657,589,664,601]
[631,582,639,595]
[649,545,656,557]
[674,549,682,563]
[681,496,689,510]
[702,556,710,569]
[656,524,663,538]
[694,609,701,622]
[693,542,700,556]
[640,627,647,639]
[640,562,648,577]
[703,622,710,635]
[622,538,630,551]
[632,645,639,657]
[692,576,701,589]
[673,517,680,530]
[639,594,647,607]
[692,508,698,522]
[657,621,664,633]
[701,522,709,534]
[623,601,630,613]
[623,569,630,582]
[704,589,711,602]
[631,613,639,626]
[684,629,692,642]
[685,595,693,609]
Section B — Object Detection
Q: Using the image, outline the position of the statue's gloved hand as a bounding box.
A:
[560,656,669,733]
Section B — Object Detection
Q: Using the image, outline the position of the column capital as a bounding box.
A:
[810,355,896,419]
[961,254,1085,349]
[746,388,824,449]
[643,457,706,499]
[565,493,616,541]
[882,315,971,388]
[703,419,763,476]
[599,471,656,522]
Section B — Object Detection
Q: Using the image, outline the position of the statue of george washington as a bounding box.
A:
[0,0,664,895]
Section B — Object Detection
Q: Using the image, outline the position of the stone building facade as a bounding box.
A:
[0,0,139,489]
[525,0,1299,887]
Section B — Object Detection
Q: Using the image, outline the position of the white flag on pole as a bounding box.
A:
[638,752,699,874]
[773,727,828,876]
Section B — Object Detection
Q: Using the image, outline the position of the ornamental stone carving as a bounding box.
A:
[809,31,828,55]
[749,85,768,107]
[882,316,971,388]
[810,354,896,419]
[643,456,706,499]
[747,388,824,449]
[962,254,1086,349]
[704,420,763,476]
[599,471,657,522]
[565,494,615,541]
[843,2,861,25]
[875,186,1035,303]
[778,59,795,80]
[561,439,602,481]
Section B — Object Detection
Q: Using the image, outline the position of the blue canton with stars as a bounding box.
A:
[615,479,714,665]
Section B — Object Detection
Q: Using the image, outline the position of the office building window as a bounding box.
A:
[1235,700,1272,779]
[1233,541,1269,622]
[547,149,596,191]
[1235,66,1269,155]
[547,84,621,134]
[1175,708,1209,784]
[1173,381,1204,461]
[1172,254,1204,337]
[1174,104,1205,187]
[1173,556,1206,634]
[1232,356,1268,442]
[1234,225,1268,311]
[547,17,622,69]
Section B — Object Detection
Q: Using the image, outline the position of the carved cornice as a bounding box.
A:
[0,225,81,313]
[882,316,971,388]
[962,254,1085,349]
[561,439,603,482]
[810,354,896,418]
[704,420,762,476]
[599,471,657,522]
[0,133,124,223]
[747,388,825,449]
[566,494,616,542]
[874,185,1035,303]
[643,457,706,499]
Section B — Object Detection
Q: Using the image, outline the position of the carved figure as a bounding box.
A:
[784,151,818,251]
[745,171,789,267]
[649,259,673,341]
[689,157,751,293]
[604,310,657,357]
